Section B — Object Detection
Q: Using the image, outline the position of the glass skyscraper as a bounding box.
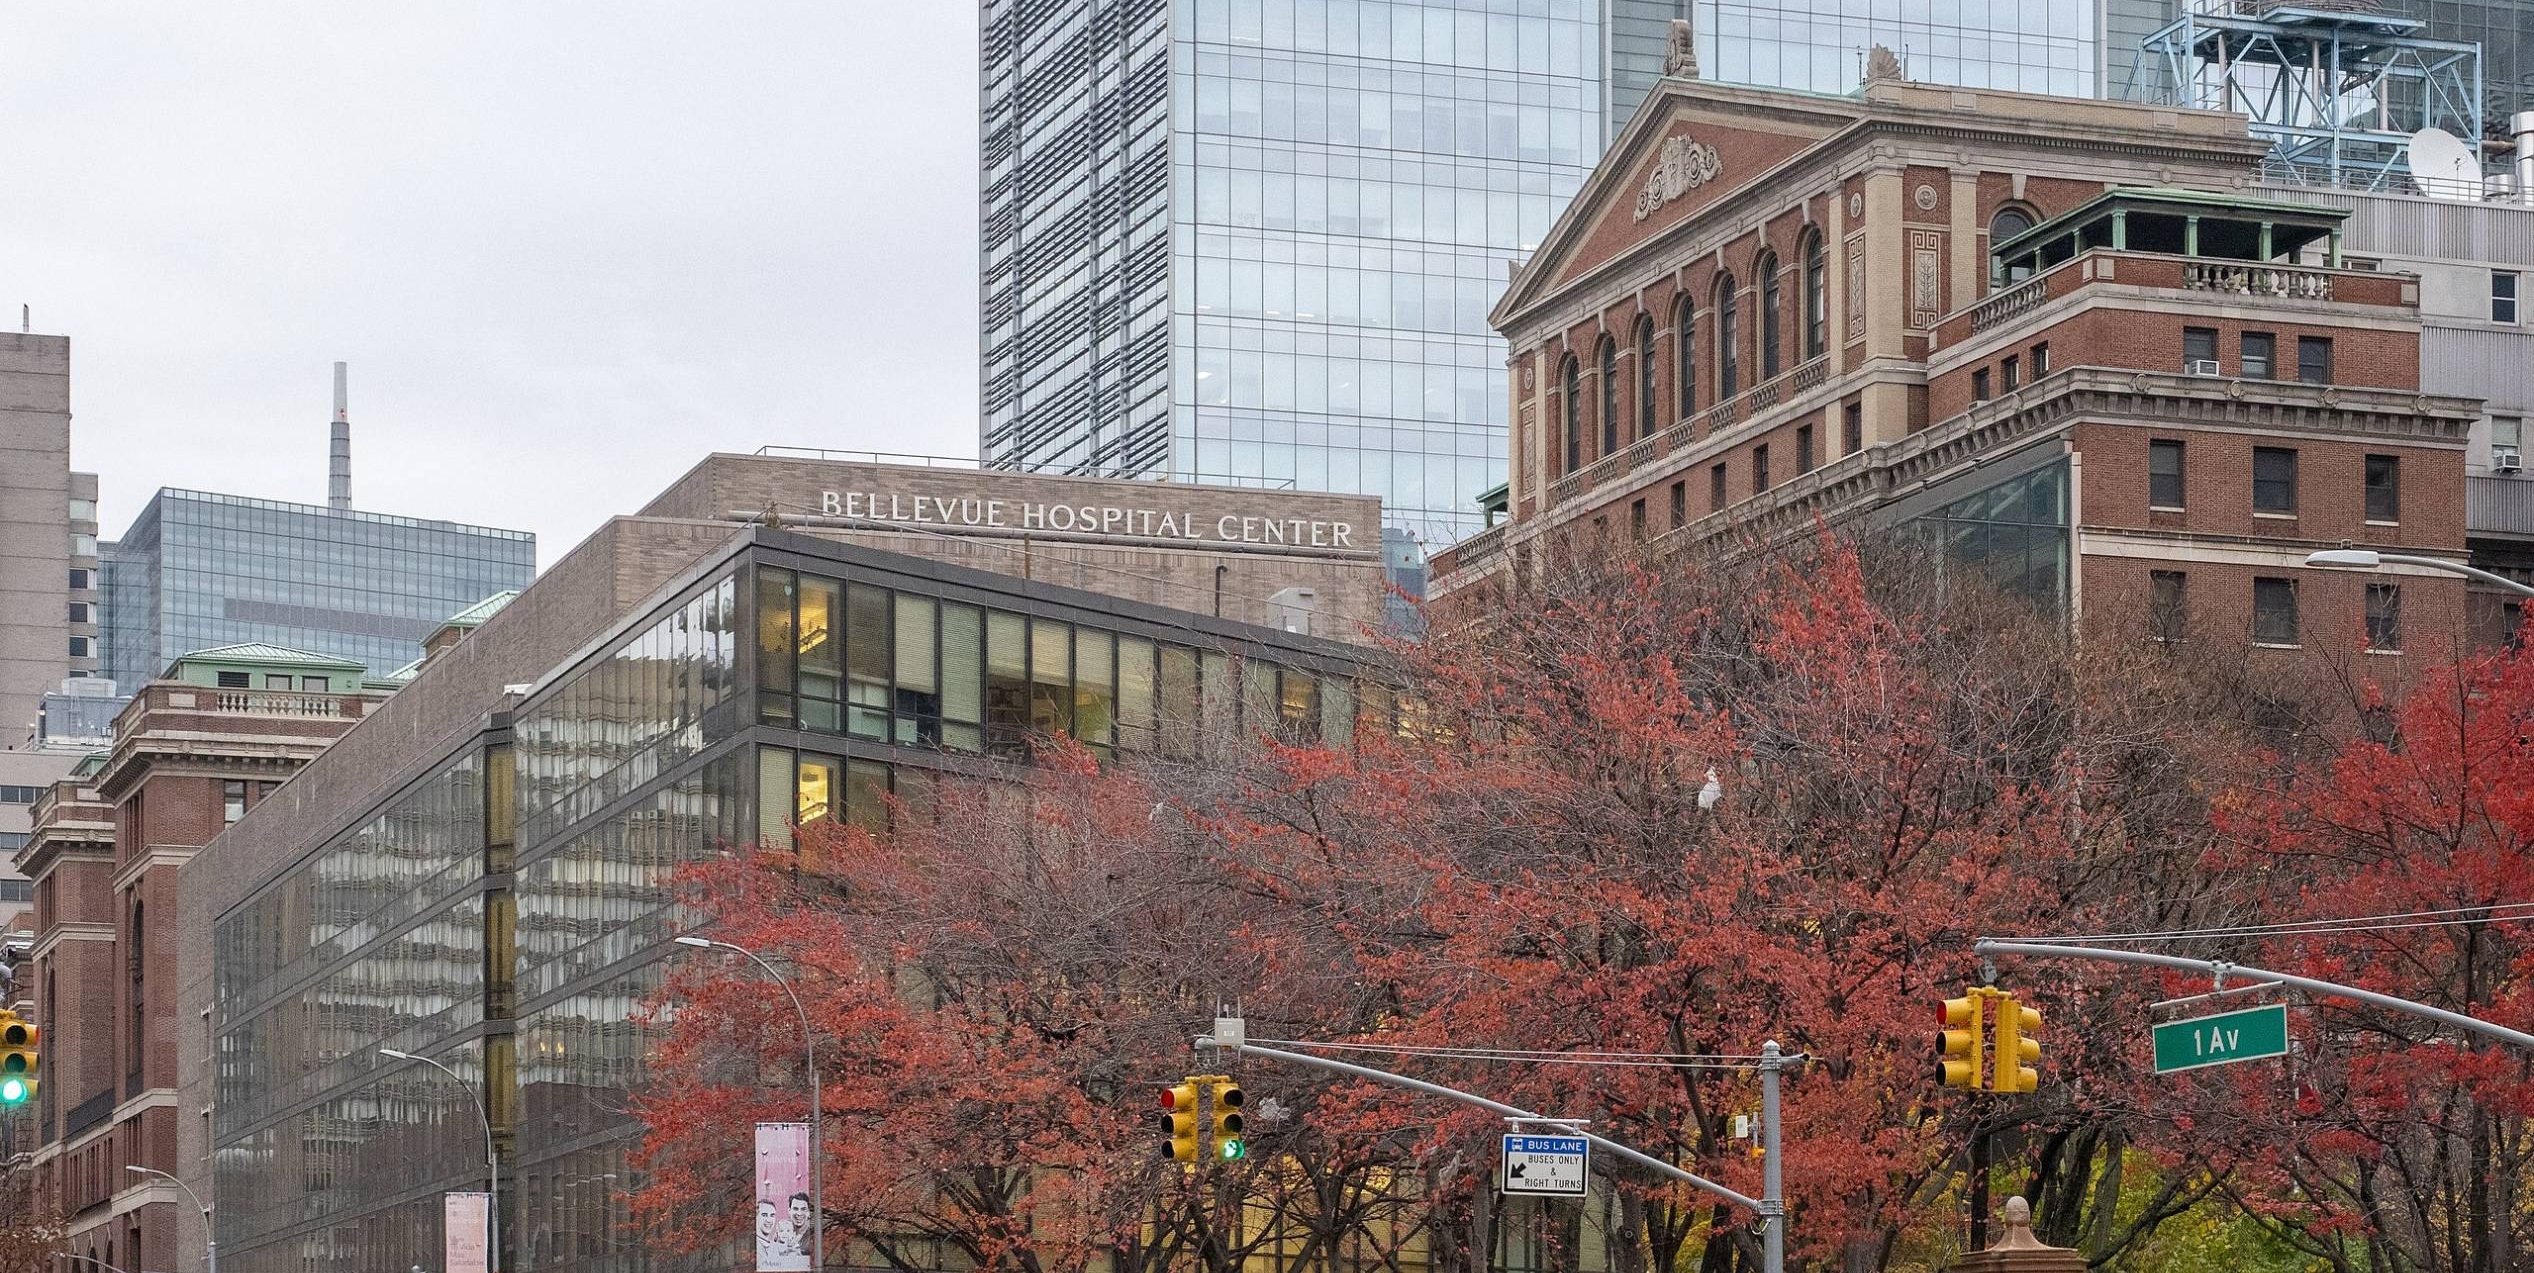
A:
[102,489,537,685]
[981,1,2101,543]
[983,0,1602,542]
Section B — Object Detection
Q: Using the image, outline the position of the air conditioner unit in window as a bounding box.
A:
[2496,445,2523,474]
[2185,359,2222,376]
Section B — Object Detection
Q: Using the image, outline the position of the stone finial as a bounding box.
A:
[1996,1197,2049,1251]
[1665,18,1700,78]
[1864,44,1905,83]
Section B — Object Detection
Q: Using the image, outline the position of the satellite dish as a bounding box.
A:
[2406,127,2479,201]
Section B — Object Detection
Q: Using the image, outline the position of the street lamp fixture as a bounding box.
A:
[379,1045,502,1272]
[674,934,823,1270]
[2302,548,2534,598]
[125,1166,214,1273]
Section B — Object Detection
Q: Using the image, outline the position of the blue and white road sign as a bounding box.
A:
[1500,1133,1590,1196]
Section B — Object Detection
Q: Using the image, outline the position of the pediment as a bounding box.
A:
[1499,83,1864,322]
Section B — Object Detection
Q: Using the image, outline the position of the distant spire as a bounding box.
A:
[328,361,352,511]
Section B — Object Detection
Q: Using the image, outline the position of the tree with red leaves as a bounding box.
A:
[2148,636,2534,1273]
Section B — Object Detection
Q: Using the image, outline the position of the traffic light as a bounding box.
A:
[1938,994,1984,1090]
[1160,1080,1202,1163]
[0,1009,38,1106]
[1994,994,2041,1094]
[1210,1080,1245,1161]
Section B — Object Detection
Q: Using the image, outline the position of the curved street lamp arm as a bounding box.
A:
[2374,554,2534,598]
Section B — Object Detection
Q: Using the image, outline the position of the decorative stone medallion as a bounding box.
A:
[1633,133,1725,222]
[1914,183,1938,210]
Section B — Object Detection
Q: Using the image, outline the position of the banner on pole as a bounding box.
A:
[755,1121,812,1272]
[444,1191,491,1273]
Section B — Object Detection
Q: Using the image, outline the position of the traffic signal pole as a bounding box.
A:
[1195,1030,1788,1273]
[1974,940,2534,1051]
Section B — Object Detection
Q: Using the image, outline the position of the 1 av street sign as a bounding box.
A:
[1501,1133,1590,1196]
[2152,1003,2289,1073]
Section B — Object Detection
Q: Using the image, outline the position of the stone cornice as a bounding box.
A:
[1498,87,2270,337]
[1440,369,2477,595]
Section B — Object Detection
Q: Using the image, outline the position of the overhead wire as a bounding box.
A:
[1250,1037,1773,1070]
[1998,901,2534,946]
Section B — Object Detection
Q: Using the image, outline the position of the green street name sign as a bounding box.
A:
[2152,1003,2289,1073]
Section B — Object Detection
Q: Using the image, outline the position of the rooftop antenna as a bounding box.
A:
[328,361,352,511]
[18,306,26,334]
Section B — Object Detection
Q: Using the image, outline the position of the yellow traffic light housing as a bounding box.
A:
[0,1010,38,1106]
[1160,1081,1202,1163]
[1995,996,2042,1094]
[1938,994,1984,1090]
[1210,1081,1245,1160]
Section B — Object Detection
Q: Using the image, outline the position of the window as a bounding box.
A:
[223,781,246,825]
[2497,416,2525,449]
[1991,206,2037,284]
[1716,274,1739,400]
[263,674,291,690]
[1972,369,1992,402]
[2253,577,2300,645]
[2148,439,2186,509]
[2366,582,2402,651]
[2150,571,2187,641]
[300,676,329,692]
[1758,252,1783,379]
[2364,454,2400,522]
[1797,423,1816,474]
[1802,233,1826,358]
[1598,336,1619,456]
[66,603,88,624]
[1561,355,1581,474]
[1675,298,1697,417]
[2240,331,2276,379]
[1753,444,1772,493]
[2030,342,2050,377]
[1636,315,1658,441]
[1710,461,1728,512]
[1843,403,1863,455]
[2297,336,2333,384]
[68,637,90,658]
[2253,447,2298,514]
[68,569,89,590]
[2183,327,2218,371]
[1630,498,1647,540]
[215,671,249,689]
[1670,480,1687,529]
[2496,271,2520,325]
[0,787,38,805]
[2001,355,2020,391]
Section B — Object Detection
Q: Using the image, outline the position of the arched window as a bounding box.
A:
[1991,205,2038,285]
[1635,315,1658,441]
[1715,274,1740,401]
[1561,354,1581,474]
[1757,251,1782,380]
[1597,335,1619,457]
[1801,233,1826,359]
[1675,297,1697,418]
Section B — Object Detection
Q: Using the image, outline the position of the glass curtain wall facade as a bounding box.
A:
[984,0,1599,544]
[103,489,536,685]
[208,535,1375,1273]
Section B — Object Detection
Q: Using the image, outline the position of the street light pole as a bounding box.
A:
[125,1165,215,1273]
[2303,549,2534,597]
[675,935,822,1269]
[380,1045,501,1273]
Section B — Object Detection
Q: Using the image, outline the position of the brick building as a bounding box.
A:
[16,645,385,1273]
[1435,59,2483,672]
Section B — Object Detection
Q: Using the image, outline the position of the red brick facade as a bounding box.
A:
[18,676,380,1273]
[1442,74,2480,685]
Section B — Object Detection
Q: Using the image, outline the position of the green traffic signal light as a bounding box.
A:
[0,1076,28,1105]
[1218,1137,1246,1160]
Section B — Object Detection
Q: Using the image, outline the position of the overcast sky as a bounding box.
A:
[1,5,980,563]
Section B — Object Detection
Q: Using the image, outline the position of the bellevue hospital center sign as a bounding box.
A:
[817,489,1364,552]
